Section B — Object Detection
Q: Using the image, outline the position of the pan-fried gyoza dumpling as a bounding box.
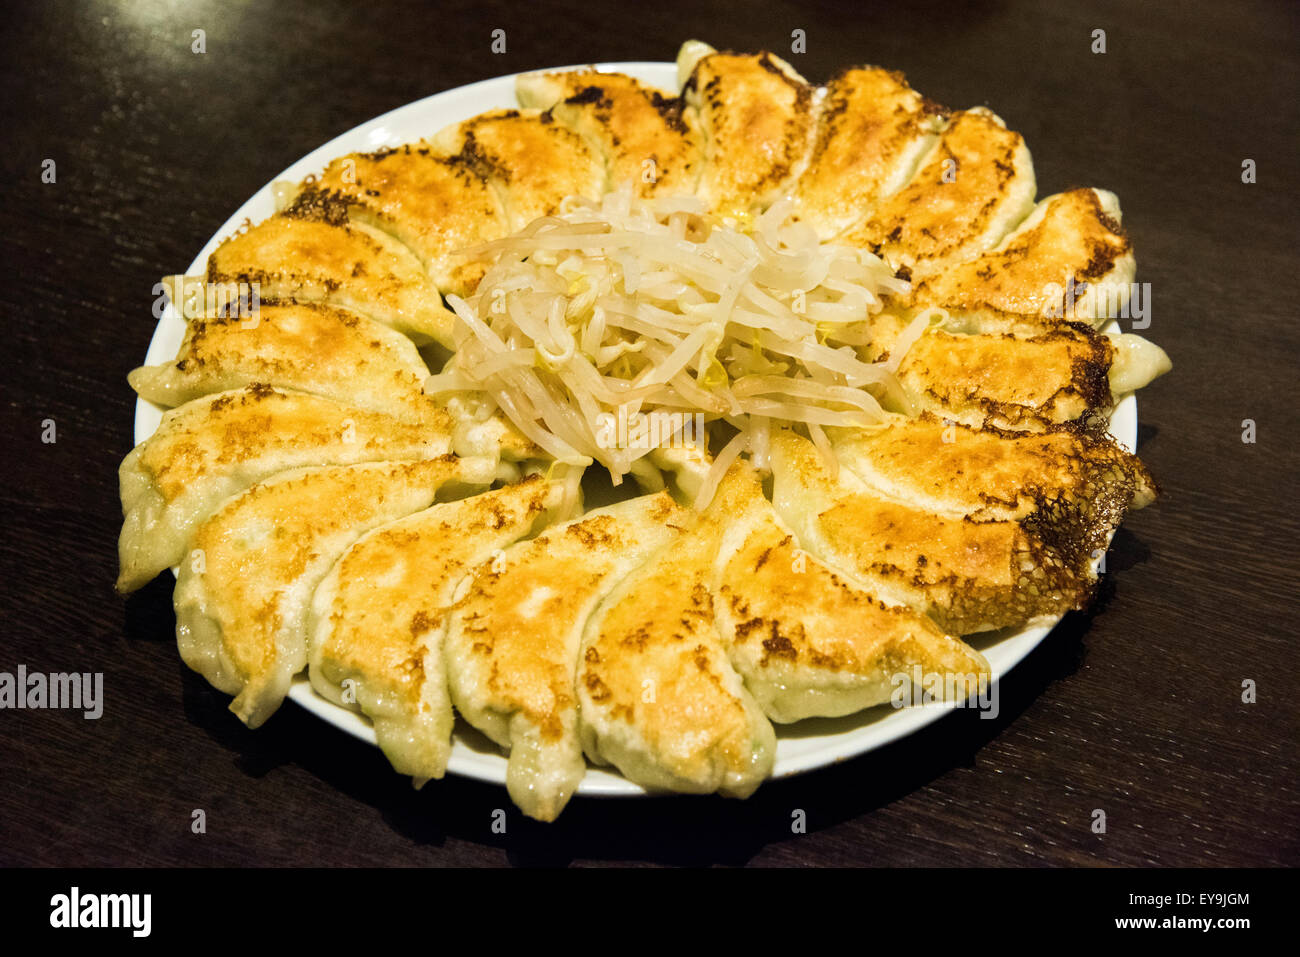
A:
[306,475,569,783]
[678,41,815,216]
[195,207,456,347]
[311,145,508,296]
[706,464,990,722]
[913,188,1135,322]
[876,321,1118,430]
[792,66,944,238]
[768,430,1090,634]
[838,107,1036,279]
[128,301,441,424]
[131,296,539,463]
[117,385,458,593]
[175,456,499,728]
[871,300,1171,414]
[863,312,1170,427]
[824,415,1159,579]
[576,503,776,797]
[891,326,1171,430]
[827,413,1158,530]
[430,109,605,230]
[444,491,687,821]
[516,69,702,198]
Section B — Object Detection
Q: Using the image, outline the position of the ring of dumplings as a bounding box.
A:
[121,41,1171,822]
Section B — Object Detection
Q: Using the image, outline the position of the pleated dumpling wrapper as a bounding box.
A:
[826,414,1157,535]
[429,108,606,231]
[707,462,990,723]
[117,385,456,593]
[912,188,1135,322]
[128,301,442,425]
[839,106,1036,279]
[515,68,702,198]
[892,325,1169,430]
[793,65,945,238]
[306,473,577,785]
[575,492,776,798]
[873,320,1118,431]
[767,429,1091,635]
[191,208,457,347]
[174,455,499,729]
[678,40,815,216]
[309,144,508,296]
[445,490,687,821]
[128,297,538,461]
[863,309,1170,420]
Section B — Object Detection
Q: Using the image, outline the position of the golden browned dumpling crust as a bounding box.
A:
[311,143,508,295]
[174,456,499,729]
[886,324,1117,430]
[129,301,442,424]
[681,46,816,215]
[576,509,776,797]
[517,70,703,198]
[202,213,456,346]
[446,491,686,820]
[913,188,1134,320]
[840,107,1036,277]
[709,464,990,722]
[810,486,1089,634]
[768,431,1091,634]
[116,385,455,593]
[431,108,605,229]
[307,475,564,783]
[827,414,1157,579]
[794,66,946,237]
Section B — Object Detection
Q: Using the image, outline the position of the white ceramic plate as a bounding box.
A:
[135,61,1138,797]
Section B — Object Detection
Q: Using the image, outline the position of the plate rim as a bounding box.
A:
[133,60,1139,798]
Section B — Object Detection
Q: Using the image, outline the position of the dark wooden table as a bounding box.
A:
[1,0,1295,867]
